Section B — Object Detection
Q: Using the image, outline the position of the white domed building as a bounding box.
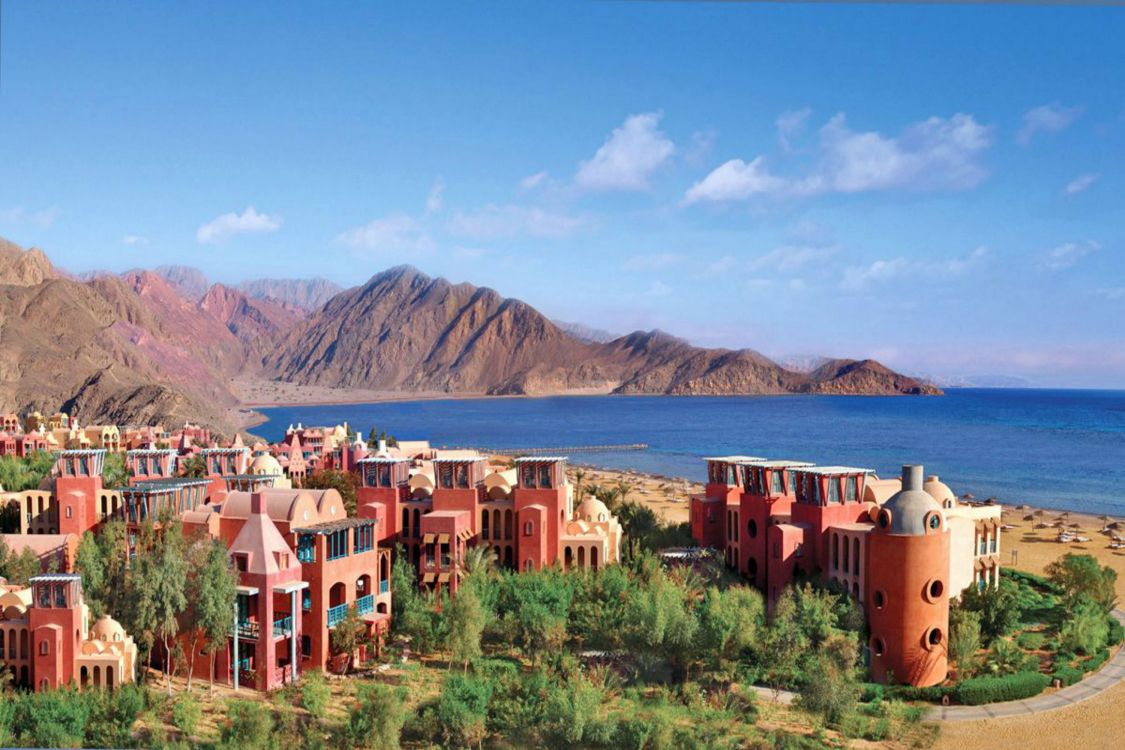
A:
[559,496,622,570]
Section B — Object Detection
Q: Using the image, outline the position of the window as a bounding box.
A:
[927,579,944,600]
[787,471,796,495]
[298,534,316,563]
[873,590,886,609]
[747,519,758,539]
[301,635,312,657]
[928,513,941,531]
[990,536,998,554]
[927,628,943,648]
[40,640,49,656]
[455,464,469,489]
[538,464,552,489]
[872,637,885,657]
[522,465,536,488]
[234,554,248,572]
[439,465,453,489]
[523,521,533,536]
[770,471,783,495]
[828,478,840,504]
[845,476,857,502]
[65,506,73,519]
[878,511,890,530]
[55,584,66,608]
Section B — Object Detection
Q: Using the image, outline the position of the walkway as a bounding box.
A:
[747,610,1125,722]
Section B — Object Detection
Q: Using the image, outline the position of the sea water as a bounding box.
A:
[257,388,1125,516]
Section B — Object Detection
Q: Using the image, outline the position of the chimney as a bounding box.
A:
[902,464,923,491]
[250,491,265,515]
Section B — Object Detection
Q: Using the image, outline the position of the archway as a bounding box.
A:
[493,509,501,540]
[481,510,490,540]
[93,665,101,687]
[412,508,421,538]
[81,666,89,688]
[106,666,114,689]
[577,546,586,568]
[590,546,599,570]
[564,546,573,569]
[503,546,513,568]
[504,509,513,539]
[852,538,860,575]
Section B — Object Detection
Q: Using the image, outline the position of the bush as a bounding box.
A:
[172,693,202,737]
[345,683,407,750]
[300,672,331,719]
[1084,648,1110,672]
[953,672,1048,705]
[1108,617,1124,646]
[1016,632,1046,650]
[218,699,274,750]
[1050,665,1084,687]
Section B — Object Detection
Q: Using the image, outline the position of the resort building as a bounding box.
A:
[691,458,1003,687]
[0,574,138,692]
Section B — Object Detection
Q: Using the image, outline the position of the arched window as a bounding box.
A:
[481,510,490,539]
[590,546,598,570]
[842,535,850,572]
[872,637,885,657]
[401,508,409,536]
[748,519,757,539]
[523,521,533,536]
[852,538,860,575]
[493,509,501,540]
[832,534,839,570]
[40,640,49,656]
[412,508,421,539]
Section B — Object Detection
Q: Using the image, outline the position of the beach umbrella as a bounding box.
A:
[1023,514,1035,522]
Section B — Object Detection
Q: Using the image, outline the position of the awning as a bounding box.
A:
[437,533,450,544]
[422,533,435,544]
[437,572,450,584]
[422,573,436,584]
[457,529,473,541]
[974,558,986,571]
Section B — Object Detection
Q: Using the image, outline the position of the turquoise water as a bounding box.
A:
[257,389,1125,516]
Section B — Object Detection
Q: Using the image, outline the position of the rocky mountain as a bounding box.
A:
[198,283,303,357]
[0,239,57,286]
[238,277,342,312]
[267,265,942,398]
[154,265,211,300]
[553,320,618,344]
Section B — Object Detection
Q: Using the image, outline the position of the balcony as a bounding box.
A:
[232,619,260,639]
[379,579,389,595]
[326,602,349,628]
[273,615,293,638]
[356,594,374,616]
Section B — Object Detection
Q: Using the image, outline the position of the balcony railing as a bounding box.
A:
[326,602,349,628]
[356,594,374,616]
[232,619,259,639]
[273,615,293,638]
[379,579,389,595]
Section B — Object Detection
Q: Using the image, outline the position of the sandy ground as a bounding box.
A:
[578,462,1125,749]
[231,376,464,408]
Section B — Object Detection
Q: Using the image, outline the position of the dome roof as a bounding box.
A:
[249,454,283,476]
[91,614,126,642]
[576,496,611,523]
[880,465,943,535]
[923,475,956,507]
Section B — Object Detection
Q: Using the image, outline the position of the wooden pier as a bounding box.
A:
[447,443,649,456]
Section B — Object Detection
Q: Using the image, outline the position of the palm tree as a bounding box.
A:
[614,479,634,508]
[463,545,496,578]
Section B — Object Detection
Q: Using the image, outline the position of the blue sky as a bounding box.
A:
[1,2,1122,387]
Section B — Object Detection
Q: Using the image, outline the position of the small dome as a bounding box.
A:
[249,454,283,476]
[923,475,956,508]
[576,496,611,523]
[91,614,126,642]
[879,465,943,535]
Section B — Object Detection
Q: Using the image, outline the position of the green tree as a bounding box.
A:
[960,583,1020,644]
[128,519,189,692]
[1047,554,1119,613]
[437,673,493,749]
[696,585,764,675]
[797,633,860,726]
[74,532,106,616]
[12,687,91,748]
[498,570,573,664]
[390,545,418,623]
[303,469,359,516]
[172,691,202,738]
[948,606,983,672]
[1059,598,1111,654]
[179,454,206,478]
[0,452,54,493]
[330,604,365,673]
[617,501,659,559]
[84,684,146,748]
[445,582,486,671]
[102,451,129,488]
[624,567,698,680]
[187,538,239,695]
[7,547,42,584]
[345,683,407,750]
[97,520,130,619]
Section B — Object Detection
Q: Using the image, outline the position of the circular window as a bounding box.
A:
[928,580,944,600]
[926,627,943,648]
[878,511,890,529]
[747,519,758,539]
[873,590,886,609]
[928,513,941,530]
[872,637,885,657]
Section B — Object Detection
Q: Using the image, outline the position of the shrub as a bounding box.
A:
[1016,632,1046,650]
[1108,617,1124,646]
[953,672,1048,705]
[1059,600,1110,655]
[218,699,274,750]
[1084,649,1110,672]
[172,693,202,737]
[1050,665,1084,687]
[345,683,407,750]
[299,672,331,719]
[866,718,890,741]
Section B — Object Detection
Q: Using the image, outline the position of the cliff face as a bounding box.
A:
[237,277,342,312]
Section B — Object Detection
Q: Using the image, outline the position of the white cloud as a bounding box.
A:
[1041,240,1100,271]
[335,214,433,253]
[196,206,282,244]
[426,178,445,214]
[1064,173,1099,195]
[684,112,993,204]
[0,205,59,228]
[574,112,676,191]
[1017,103,1082,145]
[1095,287,1125,300]
[122,235,149,246]
[683,156,785,204]
[776,107,811,150]
[841,245,989,292]
[519,171,549,191]
[622,252,684,271]
[449,204,587,240]
[749,244,839,273]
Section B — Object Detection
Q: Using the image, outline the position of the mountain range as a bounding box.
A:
[0,238,940,434]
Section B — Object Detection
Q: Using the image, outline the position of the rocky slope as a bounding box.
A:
[237,277,342,312]
[267,266,942,398]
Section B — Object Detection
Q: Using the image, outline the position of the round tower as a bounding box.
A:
[867,464,950,687]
